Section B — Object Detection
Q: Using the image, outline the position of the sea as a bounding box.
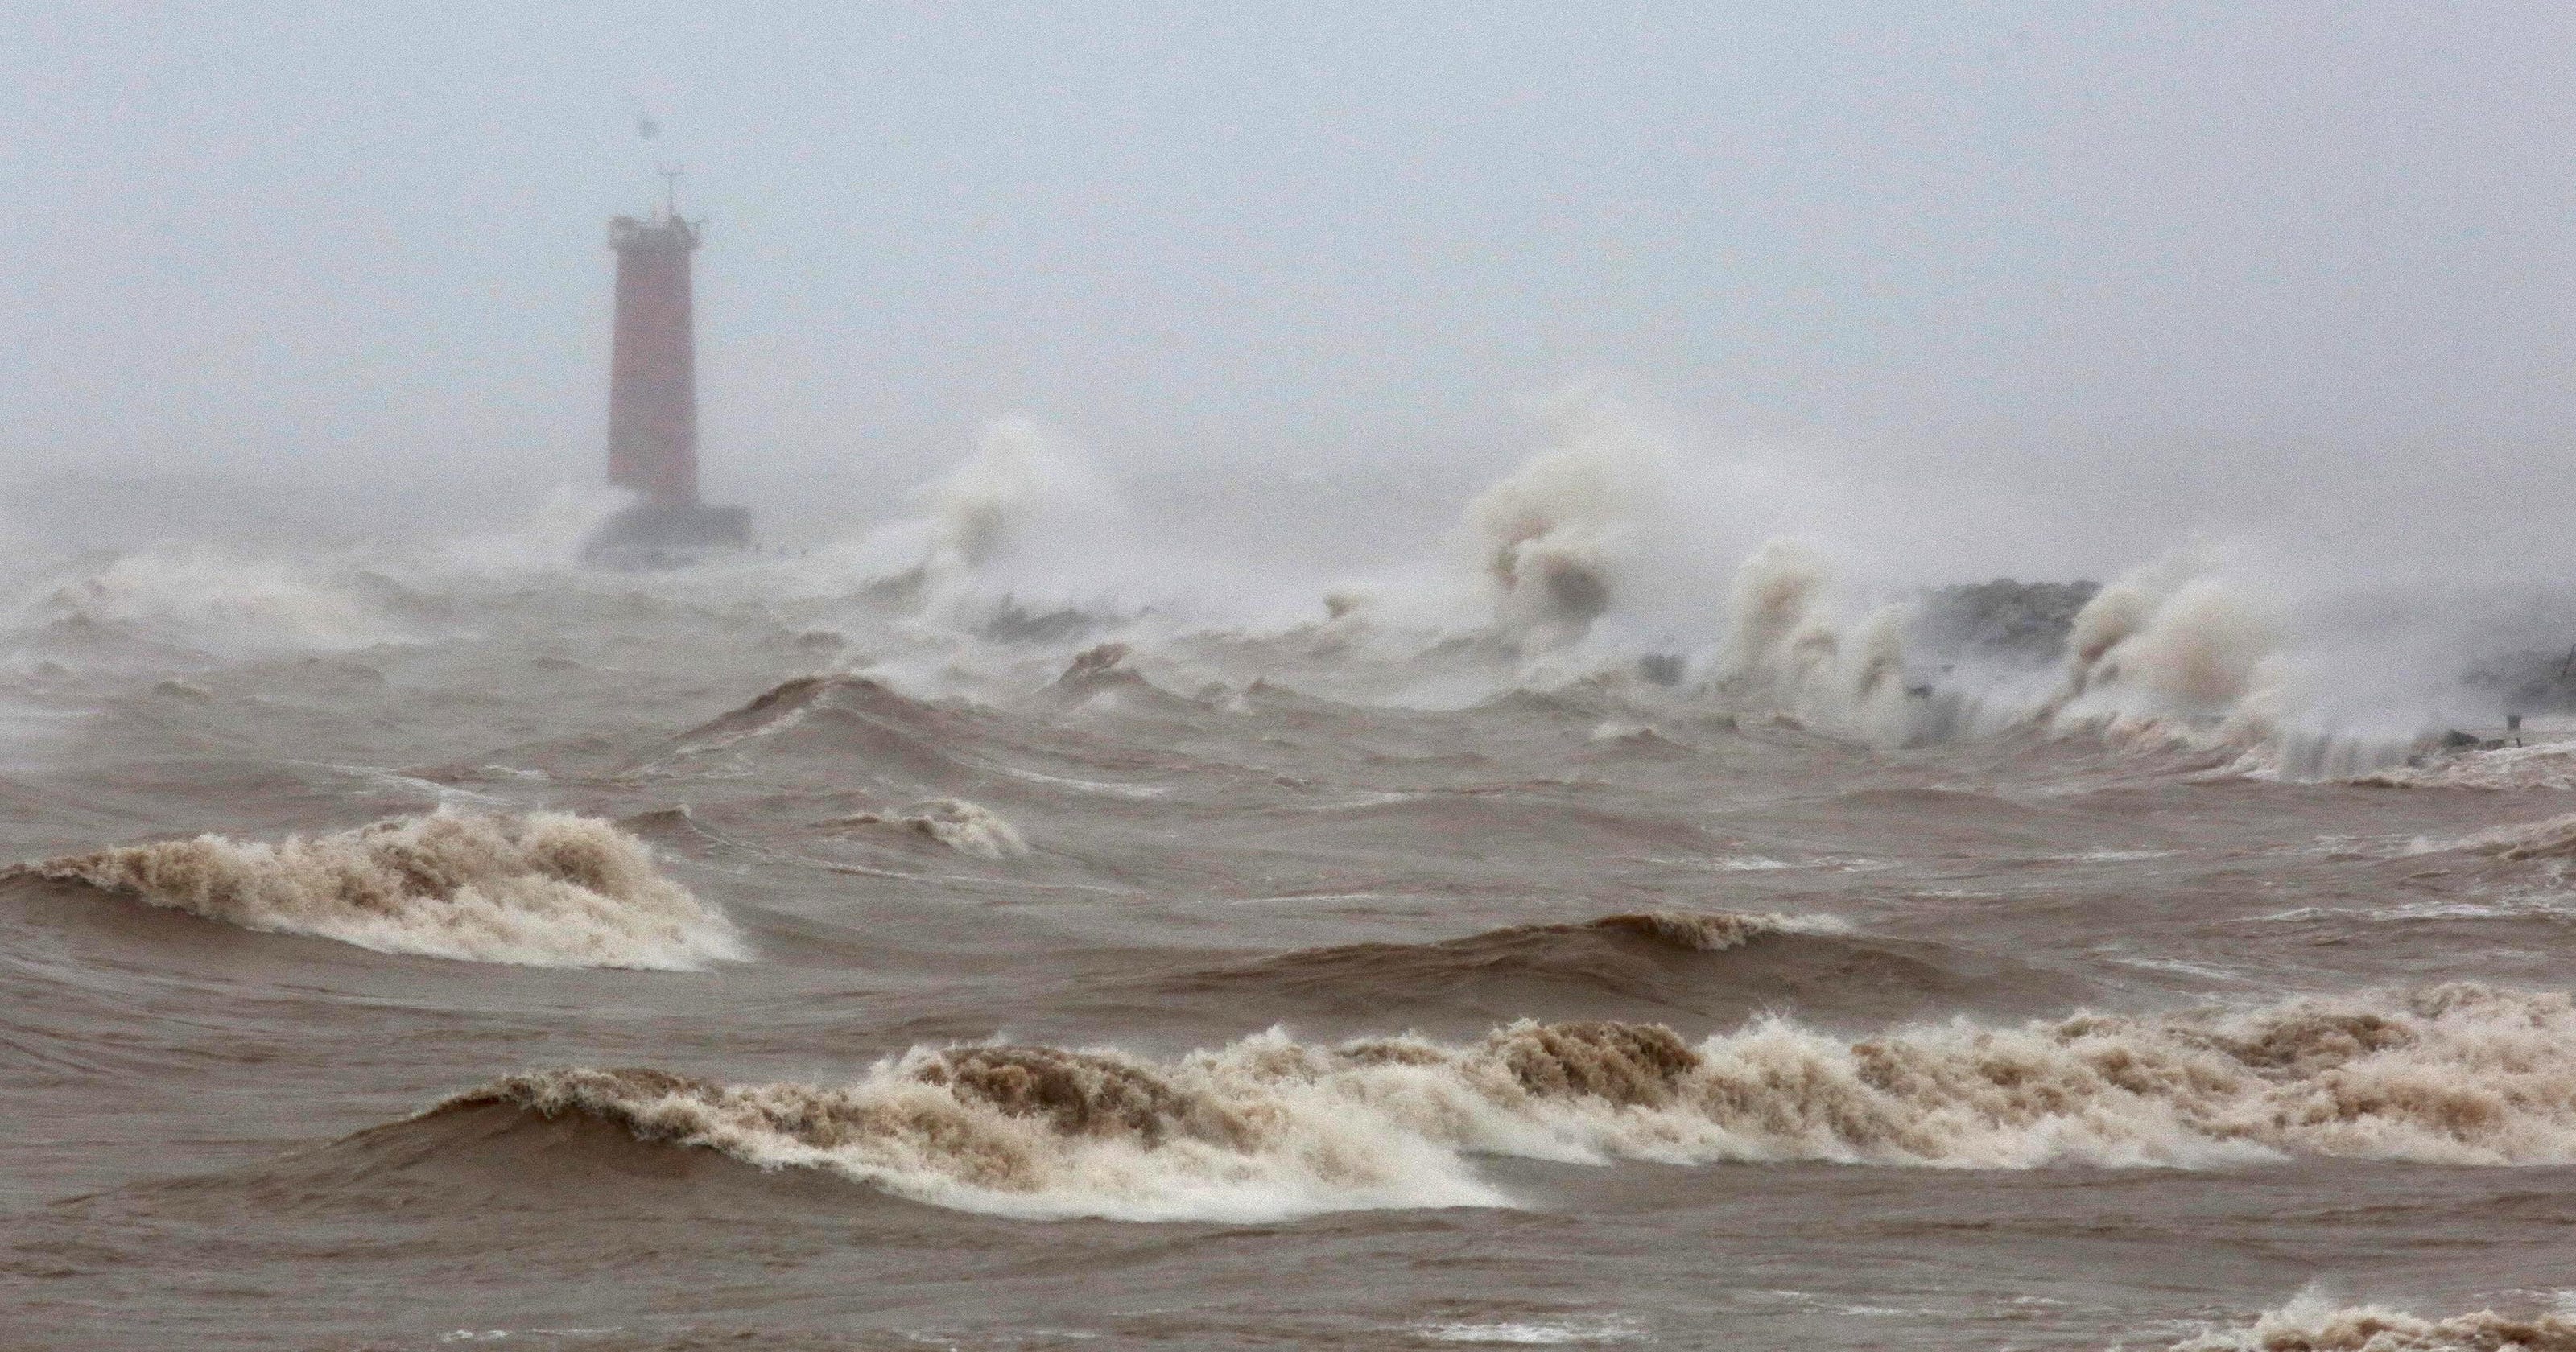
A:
[8,431,2576,1350]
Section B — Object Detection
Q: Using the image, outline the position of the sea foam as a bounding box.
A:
[454,983,2576,1222]
[12,808,741,969]
[2166,1294,2576,1352]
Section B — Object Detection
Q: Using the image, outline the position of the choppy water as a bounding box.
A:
[10,472,2576,1350]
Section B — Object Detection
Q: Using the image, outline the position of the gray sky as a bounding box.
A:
[8,3,2576,578]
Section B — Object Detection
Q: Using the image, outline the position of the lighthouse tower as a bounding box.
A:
[584,167,750,562]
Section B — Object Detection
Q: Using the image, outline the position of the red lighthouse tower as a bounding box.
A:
[586,167,749,561]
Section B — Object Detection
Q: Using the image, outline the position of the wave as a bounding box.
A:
[420,983,2576,1222]
[667,674,985,785]
[1585,909,1839,950]
[676,673,946,747]
[2166,1295,2576,1351]
[12,543,416,661]
[1710,540,1922,743]
[834,798,1029,859]
[6,808,741,968]
[2354,740,2576,790]
[1114,908,2099,1032]
[814,417,1151,626]
[1042,641,1211,716]
[1583,720,1695,756]
[2445,811,2576,860]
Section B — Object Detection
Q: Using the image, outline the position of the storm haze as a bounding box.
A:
[10,4,2575,579]
[26,10,2576,1350]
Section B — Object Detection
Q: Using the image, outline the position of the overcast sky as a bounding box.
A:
[7,3,2576,577]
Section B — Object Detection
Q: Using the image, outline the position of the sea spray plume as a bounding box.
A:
[2049,546,2300,759]
[1710,539,1921,740]
[1721,538,1834,684]
[9,808,741,968]
[1312,396,1816,687]
[2004,545,2571,777]
[919,416,1107,574]
[434,484,638,575]
[1459,405,1693,645]
[437,983,2576,1222]
[832,417,1132,621]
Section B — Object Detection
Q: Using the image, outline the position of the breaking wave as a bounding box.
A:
[836,798,1029,859]
[13,543,415,660]
[1569,909,1847,950]
[2442,812,2576,859]
[8,808,741,968]
[432,983,2576,1222]
[1463,435,1651,643]
[2355,740,2576,791]
[2166,1295,2576,1351]
[827,417,1139,623]
[2060,549,2281,723]
[1710,539,1921,741]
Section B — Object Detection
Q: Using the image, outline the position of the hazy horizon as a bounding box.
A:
[10,4,2576,582]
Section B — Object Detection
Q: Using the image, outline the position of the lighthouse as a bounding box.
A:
[584,167,750,562]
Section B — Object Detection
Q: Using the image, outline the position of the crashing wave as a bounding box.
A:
[824,417,1136,623]
[2041,549,2290,759]
[1454,404,1719,652]
[8,808,741,969]
[2354,740,2576,791]
[2165,1295,2576,1351]
[915,417,1107,574]
[1710,540,1922,741]
[16,544,414,660]
[440,983,2576,1222]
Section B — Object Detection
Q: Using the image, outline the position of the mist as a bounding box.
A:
[6,4,2574,583]
[31,12,2576,1342]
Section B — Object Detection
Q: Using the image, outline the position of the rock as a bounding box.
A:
[1916,579,2102,662]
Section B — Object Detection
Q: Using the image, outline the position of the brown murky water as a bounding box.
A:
[7,528,2576,1351]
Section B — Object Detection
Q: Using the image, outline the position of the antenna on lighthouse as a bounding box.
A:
[655,162,687,221]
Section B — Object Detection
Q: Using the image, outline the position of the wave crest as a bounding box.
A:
[2355,740,2576,791]
[2450,811,2576,859]
[1583,909,1845,950]
[10,809,741,969]
[2169,1296,2576,1352]
[1141,909,2073,1029]
[436,983,2576,1222]
[838,798,1029,859]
